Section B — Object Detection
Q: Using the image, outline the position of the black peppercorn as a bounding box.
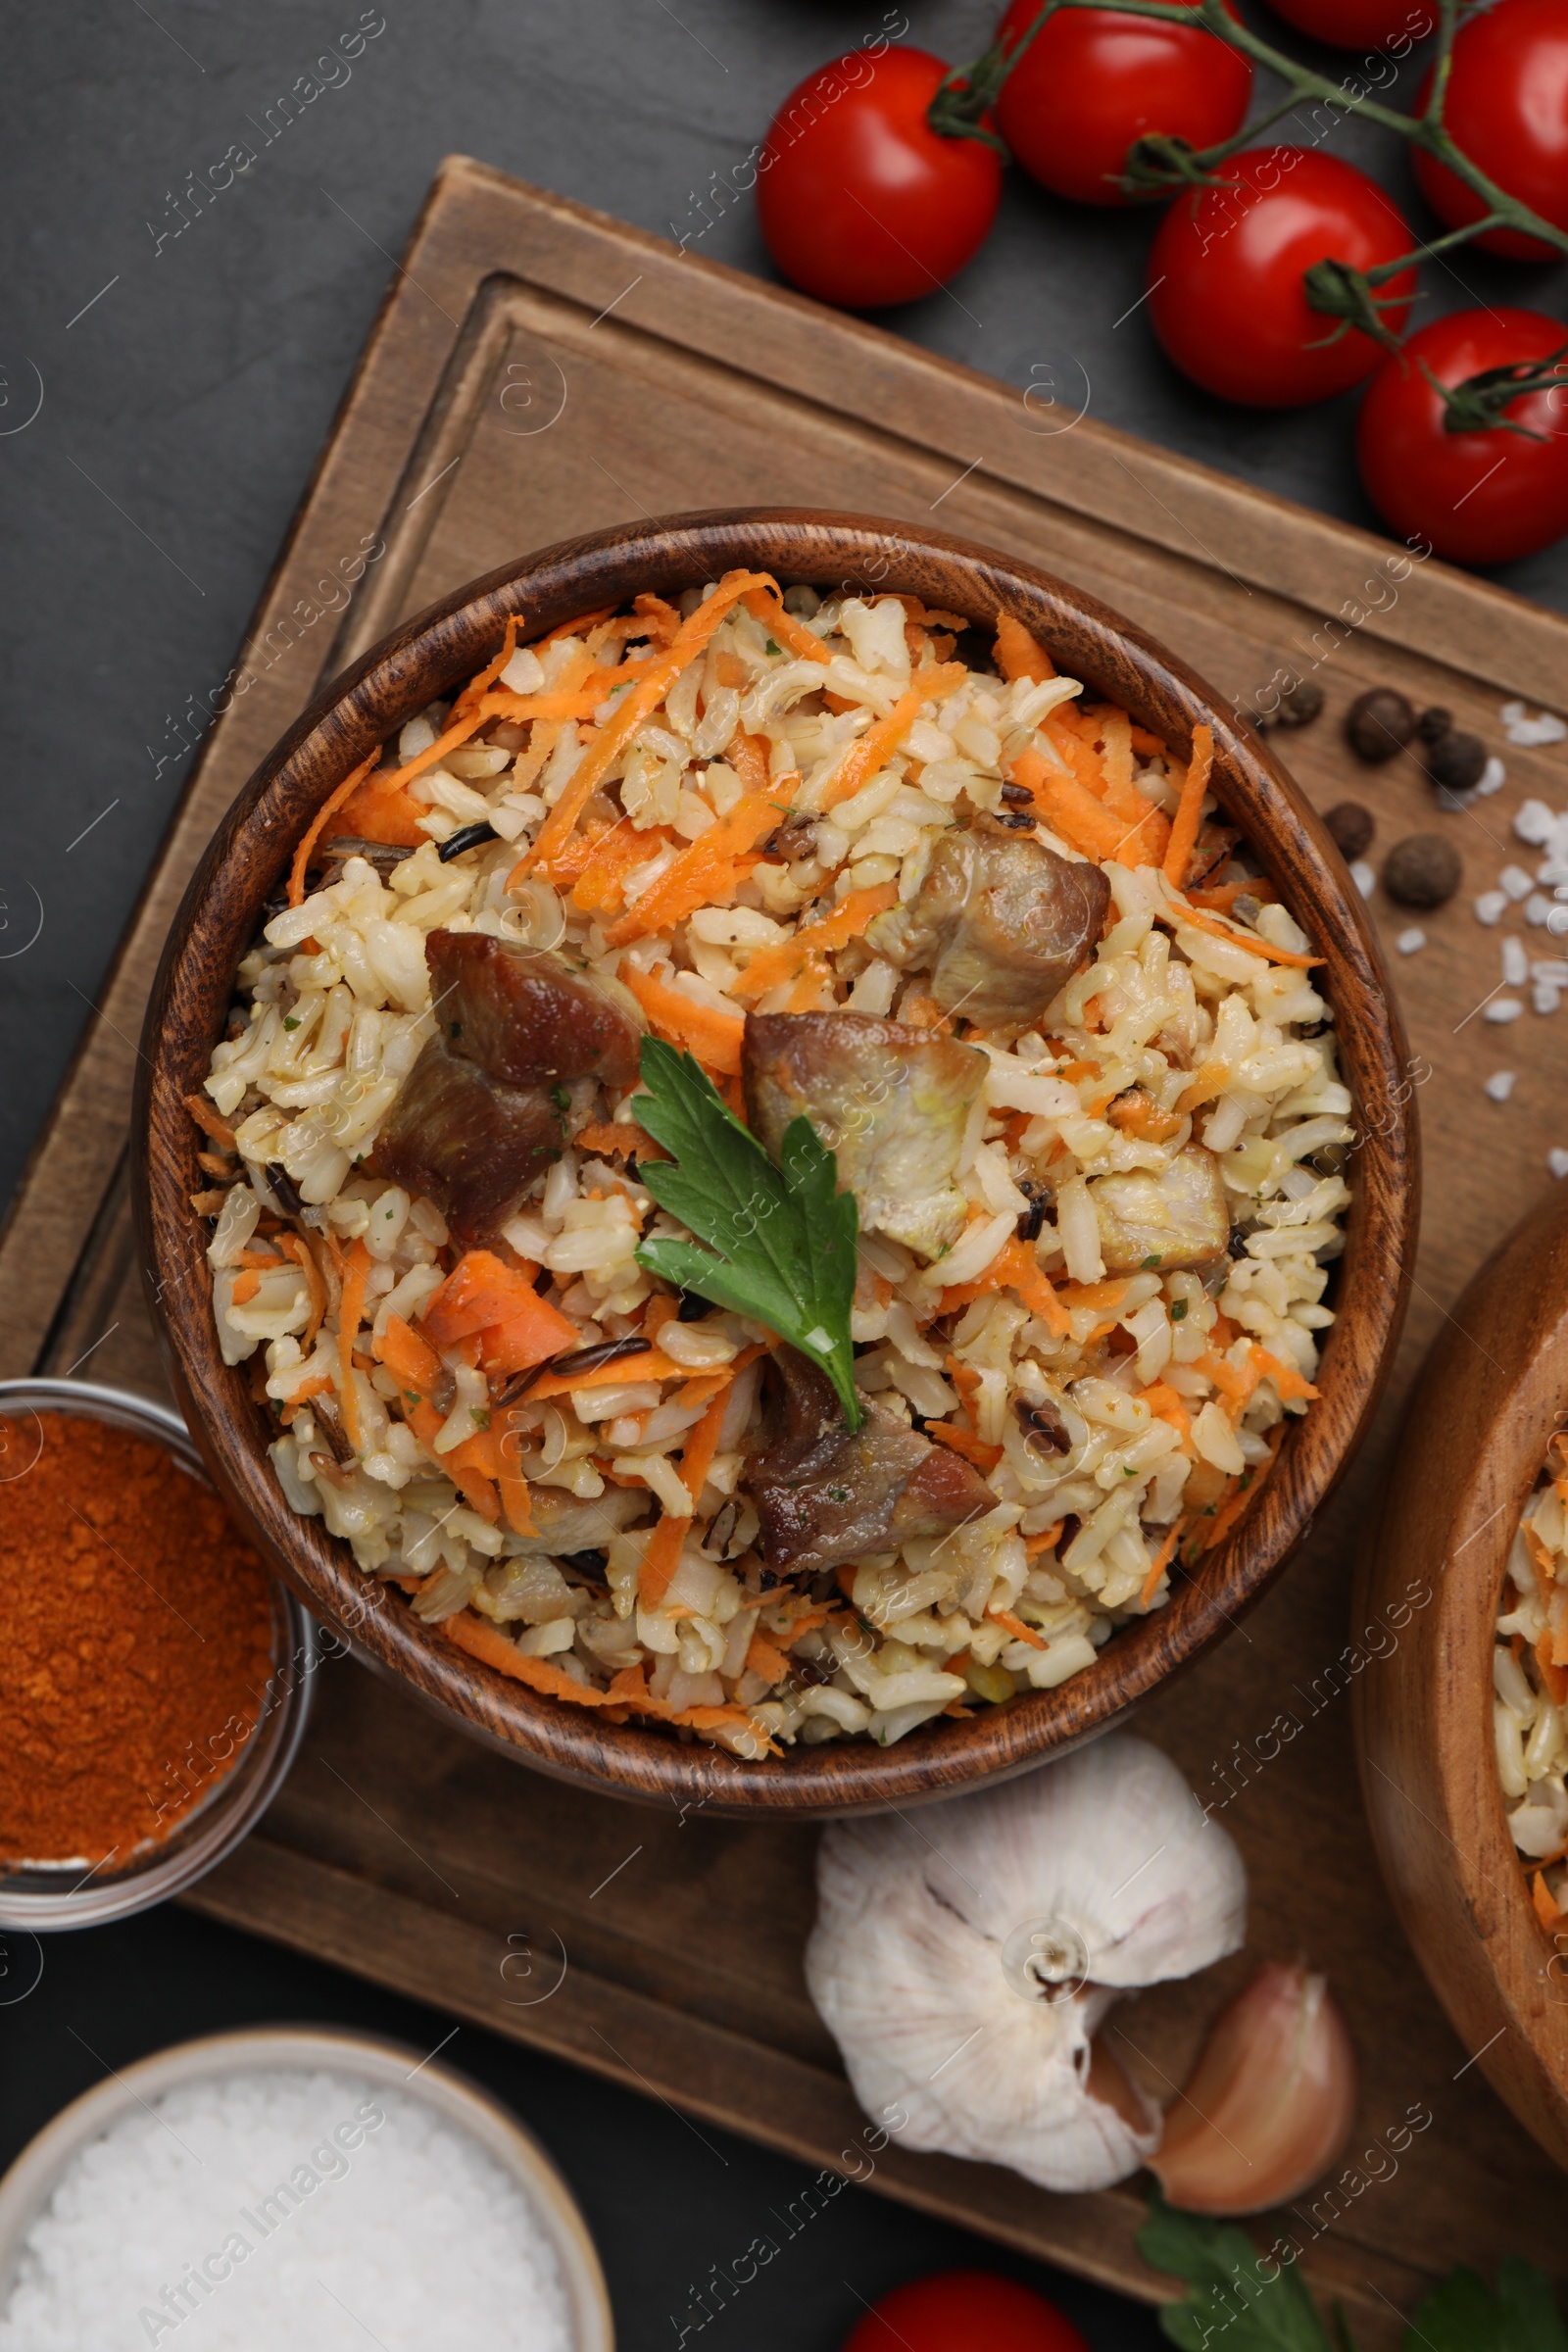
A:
[1384,833,1462,908]
[1347,686,1416,761]
[1323,802,1374,860]
[1425,730,1488,794]
[1416,706,1452,745]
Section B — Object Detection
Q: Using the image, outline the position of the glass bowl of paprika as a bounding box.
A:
[0,1378,319,1931]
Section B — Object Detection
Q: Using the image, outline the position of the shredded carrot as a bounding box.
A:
[1139,1524,1181,1611]
[744,1631,792,1686]
[621,963,746,1075]
[818,667,962,810]
[1165,895,1323,968]
[678,1385,733,1508]
[1141,1383,1195,1454]
[1534,1870,1563,1930]
[1024,1523,1064,1558]
[576,1117,662,1161]
[937,1235,1071,1337]
[445,1608,626,1707]
[1162,724,1214,888]
[989,1604,1046,1650]
[184,1092,238,1151]
[333,768,427,849]
[1057,1276,1130,1315]
[564,820,667,915]
[639,1513,690,1611]
[374,1312,444,1398]
[741,587,832,665]
[286,753,379,908]
[335,1240,373,1453]
[230,1270,261,1305]
[519,570,778,874]
[451,612,524,718]
[1176,1061,1230,1116]
[1009,746,1150,864]
[994,611,1054,683]
[727,729,772,796]
[731,883,899,1001]
[1250,1345,1319,1405]
[928,1423,1004,1472]
[1538,1630,1568,1710]
[606,789,786,946]
[523,1345,684,1402]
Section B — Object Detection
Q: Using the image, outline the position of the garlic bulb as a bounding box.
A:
[806,1734,1247,2193]
[1151,1961,1356,2214]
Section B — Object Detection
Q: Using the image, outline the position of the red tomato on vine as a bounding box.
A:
[1263,0,1436,50]
[1411,0,1568,261]
[842,2272,1091,2352]
[756,48,1001,310]
[992,0,1251,207]
[1147,148,1417,406]
[1357,308,1568,564]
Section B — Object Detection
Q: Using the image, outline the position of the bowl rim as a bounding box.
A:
[0,1377,318,1928]
[0,2023,613,2351]
[133,506,1419,1815]
[1355,1179,1568,2169]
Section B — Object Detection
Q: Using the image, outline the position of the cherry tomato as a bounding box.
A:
[993,0,1250,207]
[1356,307,1568,564]
[1411,0,1568,261]
[756,48,1001,310]
[1263,0,1436,50]
[1147,148,1417,406]
[843,2271,1091,2352]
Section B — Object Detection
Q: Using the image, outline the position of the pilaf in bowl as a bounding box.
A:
[138,511,1416,1811]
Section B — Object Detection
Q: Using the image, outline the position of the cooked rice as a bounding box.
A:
[1495,1458,1568,1918]
[195,577,1351,1761]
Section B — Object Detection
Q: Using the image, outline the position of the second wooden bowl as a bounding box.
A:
[1357,1180,1568,2169]
[136,508,1418,1814]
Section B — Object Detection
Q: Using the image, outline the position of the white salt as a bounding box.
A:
[1475,891,1507,926]
[0,2068,572,2352]
[1485,1072,1516,1102]
[1502,936,1530,986]
[1501,703,1567,748]
[1396,927,1426,956]
[1535,981,1562,1016]
[1515,798,1560,844]
[1551,1149,1568,1180]
[1349,858,1376,899]
[1486,998,1525,1024]
[1525,894,1557,926]
[1499,865,1535,902]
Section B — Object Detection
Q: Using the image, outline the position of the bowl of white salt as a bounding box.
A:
[0,2026,612,2352]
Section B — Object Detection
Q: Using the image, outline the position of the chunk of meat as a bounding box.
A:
[375,1035,564,1249]
[427,932,642,1090]
[743,1010,985,1260]
[1089,1146,1230,1273]
[376,935,644,1246]
[745,1347,995,1581]
[866,819,1110,1028]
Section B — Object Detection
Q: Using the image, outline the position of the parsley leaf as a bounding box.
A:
[1409,2261,1568,2352]
[631,1037,861,1429]
[1139,2194,1567,2352]
[1138,2196,1337,2352]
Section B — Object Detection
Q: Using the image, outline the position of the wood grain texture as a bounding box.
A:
[134,509,1416,1815]
[4,154,1568,2319]
[1355,1182,1568,2169]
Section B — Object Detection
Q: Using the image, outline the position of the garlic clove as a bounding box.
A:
[1149,1960,1357,2215]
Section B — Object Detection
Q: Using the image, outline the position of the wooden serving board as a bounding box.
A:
[10,155,1568,2336]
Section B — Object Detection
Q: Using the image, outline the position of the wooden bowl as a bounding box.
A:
[1356,1180,1568,2168]
[135,509,1417,1814]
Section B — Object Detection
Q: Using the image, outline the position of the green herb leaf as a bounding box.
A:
[1138,2195,1337,2352]
[631,1036,861,1429]
[1407,2260,1568,2352]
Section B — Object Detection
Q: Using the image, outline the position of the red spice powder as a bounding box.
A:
[0,1412,278,1867]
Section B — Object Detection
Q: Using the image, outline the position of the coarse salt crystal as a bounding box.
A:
[1349,859,1376,899]
[1502,936,1530,985]
[1486,997,1525,1023]
[1551,1149,1568,1180]
[1396,927,1426,956]
[1477,756,1506,798]
[1485,1071,1517,1102]
[1499,865,1535,902]
[1501,703,1568,748]
[1475,891,1507,926]
[1535,980,1562,1015]
[0,2068,573,2352]
[1525,894,1557,926]
[1515,799,1559,845]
